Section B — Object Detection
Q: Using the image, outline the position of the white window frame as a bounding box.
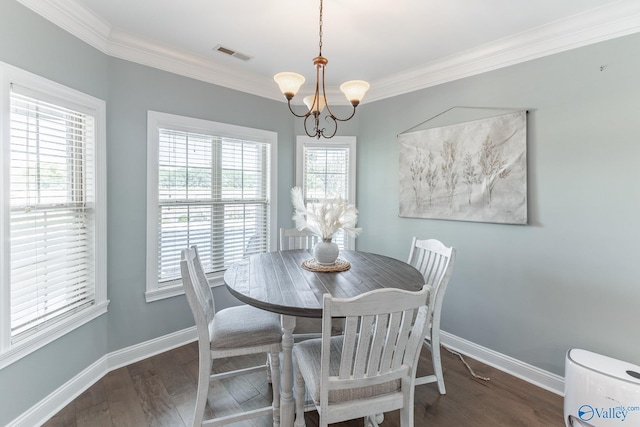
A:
[146,111,278,302]
[296,135,357,250]
[0,62,108,369]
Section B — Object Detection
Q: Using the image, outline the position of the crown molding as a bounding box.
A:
[16,0,640,104]
[16,0,111,52]
[15,0,281,101]
[106,29,279,101]
[367,0,640,102]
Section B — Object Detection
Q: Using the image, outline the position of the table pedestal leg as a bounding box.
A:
[280,315,296,426]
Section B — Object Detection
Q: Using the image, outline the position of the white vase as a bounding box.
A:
[313,239,339,265]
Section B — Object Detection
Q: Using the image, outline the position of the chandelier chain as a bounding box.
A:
[318,0,323,56]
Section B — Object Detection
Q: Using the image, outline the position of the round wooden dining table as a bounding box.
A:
[224,249,425,426]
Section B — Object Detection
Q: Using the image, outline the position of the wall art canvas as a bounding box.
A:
[398,110,527,224]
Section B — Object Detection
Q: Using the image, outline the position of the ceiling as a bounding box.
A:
[17,0,640,104]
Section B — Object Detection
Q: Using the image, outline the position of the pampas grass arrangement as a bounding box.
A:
[291,187,362,240]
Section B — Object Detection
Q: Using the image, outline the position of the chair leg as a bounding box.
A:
[431,333,446,394]
[270,351,281,427]
[193,353,211,427]
[400,381,414,427]
[399,401,413,426]
[294,366,306,427]
[364,413,384,426]
[266,355,272,383]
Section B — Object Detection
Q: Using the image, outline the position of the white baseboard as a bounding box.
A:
[440,330,564,396]
[9,327,562,426]
[10,355,110,427]
[107,327,196,371]
[8,327,196,427]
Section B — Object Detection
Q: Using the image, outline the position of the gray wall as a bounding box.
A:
[355,33,640,375]
[0,1,111,424]
[0,1,299,424]
[104,57,299,352]
[1,0,640,423]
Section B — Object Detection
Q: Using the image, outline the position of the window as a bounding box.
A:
[146,112,277,301]
[296,136,356,249]
[0,62,107,368]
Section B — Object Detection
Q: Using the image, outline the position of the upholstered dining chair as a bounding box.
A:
[293,285,430,427]
[407,237,456,394]
[180,246,282,427]
[279,227,328,342]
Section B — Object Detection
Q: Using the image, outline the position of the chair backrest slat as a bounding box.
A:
[339,317,358,379]
[367,313,389,376]
[391,309,415,371]
[379,311,402,373]
[352,315,375,378]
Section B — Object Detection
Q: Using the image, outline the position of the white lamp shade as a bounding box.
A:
[340,80,370,104]
[274,72,305,97]
[303,95,326,113]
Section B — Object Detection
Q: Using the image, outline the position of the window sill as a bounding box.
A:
[0,300,109,370]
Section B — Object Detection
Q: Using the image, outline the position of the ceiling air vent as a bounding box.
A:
[213,45,252,61]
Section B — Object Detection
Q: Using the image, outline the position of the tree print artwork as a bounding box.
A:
[409,147,426,207]
[461,152,478,205]
[398,111,527,225]
[441,140,459,209]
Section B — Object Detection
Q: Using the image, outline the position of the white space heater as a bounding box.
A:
[564,348,640,426]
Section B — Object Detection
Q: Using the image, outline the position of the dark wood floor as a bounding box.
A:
[43,341,564,426]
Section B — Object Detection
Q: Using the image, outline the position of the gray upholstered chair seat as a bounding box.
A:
[210,305,282,350]
[294,336,401,405]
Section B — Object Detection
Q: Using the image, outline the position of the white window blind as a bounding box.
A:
[9,90,96,342]
[303,146,349,200]
[157,128,270,286]
[297,137,356,250]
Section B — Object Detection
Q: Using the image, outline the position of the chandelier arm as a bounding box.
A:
[303,114,321,138]
[287,98,311,119]
[316,62,340,120]
[318,64,335,117]
[318,63,358,123]
[320,115,338,138]
[311,60,323,115]
[329,105,358,122]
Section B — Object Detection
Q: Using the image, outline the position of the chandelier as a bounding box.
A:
[273,0,370,139]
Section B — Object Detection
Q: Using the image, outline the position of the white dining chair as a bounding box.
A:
[293,285,430,427]
[407,237,456,394]
[279,227,329,342]
[279,227,320,251]
[180,246,282,427]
